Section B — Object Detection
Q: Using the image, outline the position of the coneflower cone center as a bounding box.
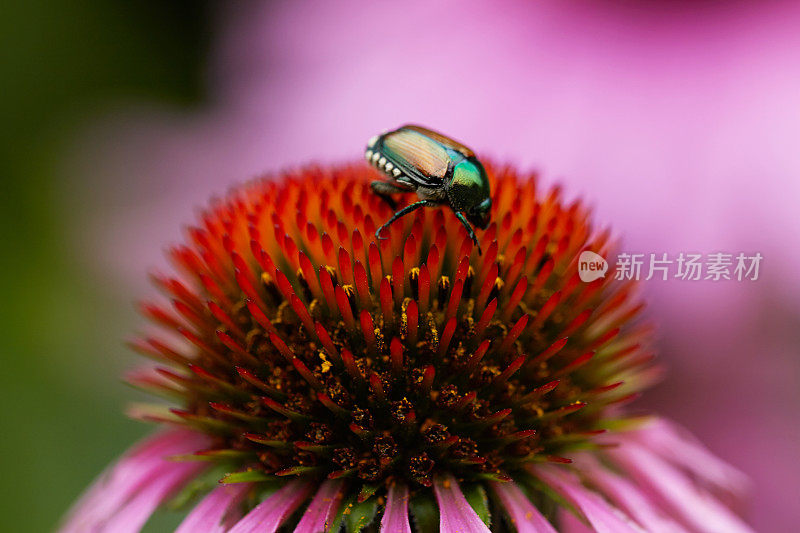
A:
[134,162,652,495]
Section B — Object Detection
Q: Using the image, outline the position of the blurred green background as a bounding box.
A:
[0,1,208,530]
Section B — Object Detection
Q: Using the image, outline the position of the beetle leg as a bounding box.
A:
[455,212,483,256]
[375,200,438,240]
[370,180,411,210]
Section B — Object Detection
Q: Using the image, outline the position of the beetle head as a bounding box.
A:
[448,159,492,231]
[466,197,492,230]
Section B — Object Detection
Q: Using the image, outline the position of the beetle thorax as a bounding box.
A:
[446,162,489,212]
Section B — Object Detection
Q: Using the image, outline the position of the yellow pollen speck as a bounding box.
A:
[319,352,332,373]
[400,300,410,335]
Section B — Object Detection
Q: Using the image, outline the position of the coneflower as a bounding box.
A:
[62,162,752,532]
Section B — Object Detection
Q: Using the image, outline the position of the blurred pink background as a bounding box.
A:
[66,1,800,529]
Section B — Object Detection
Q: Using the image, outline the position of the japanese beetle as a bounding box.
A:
[366,124,492,254]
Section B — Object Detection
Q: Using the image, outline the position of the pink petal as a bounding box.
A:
[608,442,755,533]
[99,460,206,533]
[294,479,346,533]
[631,418,749,497]
[576,456,686,533]
[533,465,644,533]
[558,508,595,533]
[229,479,314,533]
[490,480,557,533]
[60,429,210,533]
[380,483,412,533]
[176,483,251,533]
[434,475,491,533]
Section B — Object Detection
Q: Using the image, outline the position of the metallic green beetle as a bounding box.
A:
[366,124,492,254]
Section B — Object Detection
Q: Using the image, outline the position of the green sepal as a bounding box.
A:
[124,377,184,402]
[554,440,610,453]
[357,483,380,503]
[592,415,653,432]
[410,490,439,533]
[328,493,377,533]
[165,464,231,510]
[220,469,277,484]
[462,482,491,527]
[168,449,256,462]
[474,471,512,482]
[342,497,379,532]
[515,470,585,526]
[126,402,180,424]
[275,466,324,477]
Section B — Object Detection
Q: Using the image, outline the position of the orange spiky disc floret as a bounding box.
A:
[129,162,657,493]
